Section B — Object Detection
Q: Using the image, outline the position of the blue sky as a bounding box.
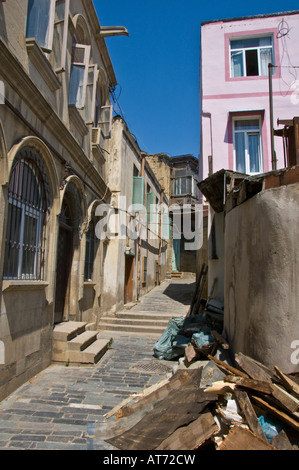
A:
[95,0,298,159]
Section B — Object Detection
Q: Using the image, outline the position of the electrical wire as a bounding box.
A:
[276,18,298,97]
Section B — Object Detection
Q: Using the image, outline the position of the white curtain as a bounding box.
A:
[260,48,273,76]
[235,133,246,173]
[248,134,260,173]
[231,51,244,77]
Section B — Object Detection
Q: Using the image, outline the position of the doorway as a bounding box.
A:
[124,254,134,304]
[172,238,181,272]
[54,199,74,324]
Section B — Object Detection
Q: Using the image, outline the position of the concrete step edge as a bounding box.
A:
[67,331,98,351]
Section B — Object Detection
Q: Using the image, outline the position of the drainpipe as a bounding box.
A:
[268,64,277,170]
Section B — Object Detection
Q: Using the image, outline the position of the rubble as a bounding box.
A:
[100,340,299,450]
[99,275,299,450]
[99,295,299,450]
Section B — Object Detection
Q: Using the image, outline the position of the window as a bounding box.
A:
[69,44,91,109]
[84,65,98,123]
[233,118,263,174]
[84,221,96,281]
[230,36,274,78]
[26,0,69,71]
[97,105,113,138]
[146,191,154,223]
[132,177,144,211]
[142,256,148,284]
[26,0,55,52]
[51,0,70,72]
[173,176,196,196]
[4,154,49,280]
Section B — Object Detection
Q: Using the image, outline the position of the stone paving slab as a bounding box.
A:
[0,280,195,450]
[0,332,176,450]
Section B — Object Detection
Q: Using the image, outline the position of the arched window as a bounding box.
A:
[4,149,50,280]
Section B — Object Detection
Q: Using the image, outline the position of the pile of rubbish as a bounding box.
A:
[98,302,299,450]
[153,298,224,362]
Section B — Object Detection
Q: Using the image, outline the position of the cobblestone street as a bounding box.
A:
[0,280,195,450]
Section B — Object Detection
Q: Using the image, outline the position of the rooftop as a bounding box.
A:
[201,9,299,26]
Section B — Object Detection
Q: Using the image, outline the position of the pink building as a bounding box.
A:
[200,11,299,181]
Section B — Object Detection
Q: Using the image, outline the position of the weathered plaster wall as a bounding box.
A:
[224,183,299,373]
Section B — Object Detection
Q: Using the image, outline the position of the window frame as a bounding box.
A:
[142,256,148,284]
[84,64,99,124]
[26,0,56,53]
[68,44,91,109]
[233,116,263,175]
[26,0,70,71]
[226,31,277,81]
[52,0,70,73]
[84,221,97,282]
[230,35,274,78]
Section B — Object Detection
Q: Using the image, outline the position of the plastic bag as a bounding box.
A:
[192,326,214,348]
[258,415,283,443]
[153,316,185,360]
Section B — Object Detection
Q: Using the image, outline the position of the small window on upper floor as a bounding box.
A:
[230,36,274,78]
[26,0,70,72]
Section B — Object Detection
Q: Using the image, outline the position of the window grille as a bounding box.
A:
[3,151,50,280]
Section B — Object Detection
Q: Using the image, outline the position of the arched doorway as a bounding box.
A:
[54,196,74,323]
[54,177,87,324]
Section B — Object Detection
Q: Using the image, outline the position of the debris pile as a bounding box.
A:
[100,331,299,450]
[99,270,299,450]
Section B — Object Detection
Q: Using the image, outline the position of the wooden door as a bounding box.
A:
[54,225,73,323]
[124,255,134,304]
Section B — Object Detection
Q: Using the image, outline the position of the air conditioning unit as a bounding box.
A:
[92,127,105,147]
[91,128,106,164]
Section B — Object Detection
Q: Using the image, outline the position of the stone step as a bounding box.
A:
[66,338,110,364]
[100,316,170,328]
[52,321,110,365]
[115,311,176,321]
[98,321,165,335]
[67,331,98,352]
[53,321,87,341]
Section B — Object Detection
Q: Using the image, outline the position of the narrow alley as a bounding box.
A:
[0,280,196,450]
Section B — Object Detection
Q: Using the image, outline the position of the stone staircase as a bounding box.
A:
[98,310,175,336]
[52,321,110,365]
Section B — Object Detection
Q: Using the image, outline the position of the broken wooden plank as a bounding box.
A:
[106,381,218,450]
[105,377,170,419]
[274,366,299,399]
[251,395,299,432]
[272,384,299,414]
[235,352,273,383]
[211,330,229,349]
[116,368,201,419]
[208,355,249,379]
[156,410,218,450]
[218,425,276,450]
[234,390,267,442]
[184,343,199,364]
[204,380,236,394]
[226,375,273,395]
[271,430,294,451]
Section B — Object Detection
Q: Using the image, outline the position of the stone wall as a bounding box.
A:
[224,182,299,373]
